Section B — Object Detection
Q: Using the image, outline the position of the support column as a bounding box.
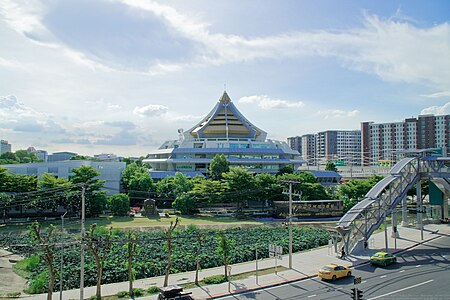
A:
[391,207,399,238]
[416,180,422,229]
[443,191,449,220]
[401,195,408,227]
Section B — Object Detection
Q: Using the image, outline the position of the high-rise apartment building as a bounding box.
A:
[301,134,316,164]
[316,130,361,165]
[287,136,302,154]
[0,140,12,154]
[361,114,450,165]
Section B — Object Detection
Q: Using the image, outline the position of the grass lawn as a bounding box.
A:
[0,214,264,233]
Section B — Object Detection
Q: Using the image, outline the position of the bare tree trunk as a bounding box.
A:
[47,263,55,300]
[128,243,133,298]
[164,238,172,287]
[195,258,200,285]
[94,256,101,299]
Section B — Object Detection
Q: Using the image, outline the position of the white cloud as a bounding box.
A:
[315,109,360,119]
[239,95,304,110]
[0,95,66,133]
[420,91,450,98]
[119,1,450,89]
[133,104,169,117]
[421,102,450,115]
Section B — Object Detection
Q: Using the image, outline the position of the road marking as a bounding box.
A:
[415,265,421,268]
[307,295,317,298]
[380,275,387,278]
[368,279,434,300]
[362,280,367,284]
[399,270,405,273]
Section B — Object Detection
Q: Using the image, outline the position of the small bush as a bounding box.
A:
[26,271,47,294]
[203,274,227,285]
[116,291,128,298]
[147,286,159,294]
[6,292,21,298]
[89,296,101,300]
[132,288,145,297]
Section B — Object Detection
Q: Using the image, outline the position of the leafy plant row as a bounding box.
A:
[0,226,330,293]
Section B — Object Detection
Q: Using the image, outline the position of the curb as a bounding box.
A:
[207,230,447,299]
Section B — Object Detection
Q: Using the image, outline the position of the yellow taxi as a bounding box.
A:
[318,264,352,281]
[370,252,397,266]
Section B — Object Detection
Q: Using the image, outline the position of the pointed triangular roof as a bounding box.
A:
[186,91,267,140]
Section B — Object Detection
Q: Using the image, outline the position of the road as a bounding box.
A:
[217,234,450,300]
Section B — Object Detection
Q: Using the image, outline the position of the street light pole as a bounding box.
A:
[60,211,67,300]
[80,185,86,300]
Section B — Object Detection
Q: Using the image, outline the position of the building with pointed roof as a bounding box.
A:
[144,91,304,177]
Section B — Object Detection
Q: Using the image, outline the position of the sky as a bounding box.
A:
[0,0,449,157]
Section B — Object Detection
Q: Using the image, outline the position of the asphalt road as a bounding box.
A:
[217,234,450,300]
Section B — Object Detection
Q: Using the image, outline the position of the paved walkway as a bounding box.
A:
[23,223,450,300]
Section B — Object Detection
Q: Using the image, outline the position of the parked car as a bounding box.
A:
[318,264,352,281]
[370,252,397,266]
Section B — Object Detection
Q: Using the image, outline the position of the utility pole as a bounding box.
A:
[288,182,293,269]
[80,185,86,300]
[281,180,301,270]
[60,211,67,300]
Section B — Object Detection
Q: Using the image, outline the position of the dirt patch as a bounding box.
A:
[0,249,27,295]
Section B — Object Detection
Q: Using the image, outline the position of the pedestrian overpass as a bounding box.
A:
[336,153,450,254]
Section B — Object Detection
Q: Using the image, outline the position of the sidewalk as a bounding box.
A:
[24,223,450,300]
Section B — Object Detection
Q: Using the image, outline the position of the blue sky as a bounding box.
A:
[0,0,449,156]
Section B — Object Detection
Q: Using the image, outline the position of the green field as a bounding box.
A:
[0,214,264,233]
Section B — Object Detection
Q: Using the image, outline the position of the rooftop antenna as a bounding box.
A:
[224,83,226,92]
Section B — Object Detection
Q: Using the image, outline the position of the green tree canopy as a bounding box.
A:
[208,154,229,180]
[325,161,338,172]
[222,167,257,209]
[108,194,130,216]
[70,166,107,217]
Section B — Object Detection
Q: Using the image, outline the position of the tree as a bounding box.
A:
[256,173,282,206]
[188,179,228,206]
[70,166,107,217]
[277,165,294,176]
[222,167,257,213]
[163,217,179,287]
[0,193,13,220]
[325,161,338,172]
[85,224,112,300]
[122,163,154,201]
[108,194,130,216]
[15,150,40,163]
[30,222,57,300]
[172,193,197,214]
[194,229,204,285]
[208,154,229,180]
[217,232,233,280]
[125,232,138,298]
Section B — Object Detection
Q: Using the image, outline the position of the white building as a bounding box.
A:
[144,91,304,176]
[1,160,125,195]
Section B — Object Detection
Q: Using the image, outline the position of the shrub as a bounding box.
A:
[108,194,130,216]
[132,288,145,297]
[89,296,101,300]
[147,286,159,294]
[116,291,128,298]
[26,271,47,294]
[6,292,21,298]
[203,274,227,285]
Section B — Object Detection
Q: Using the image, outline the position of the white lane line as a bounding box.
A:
[380,275,387,278]
[368,279,434,300]
[399,270,405,273]
[307,295,317,298]
[361,280,367,284]
[415,265,421,268]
